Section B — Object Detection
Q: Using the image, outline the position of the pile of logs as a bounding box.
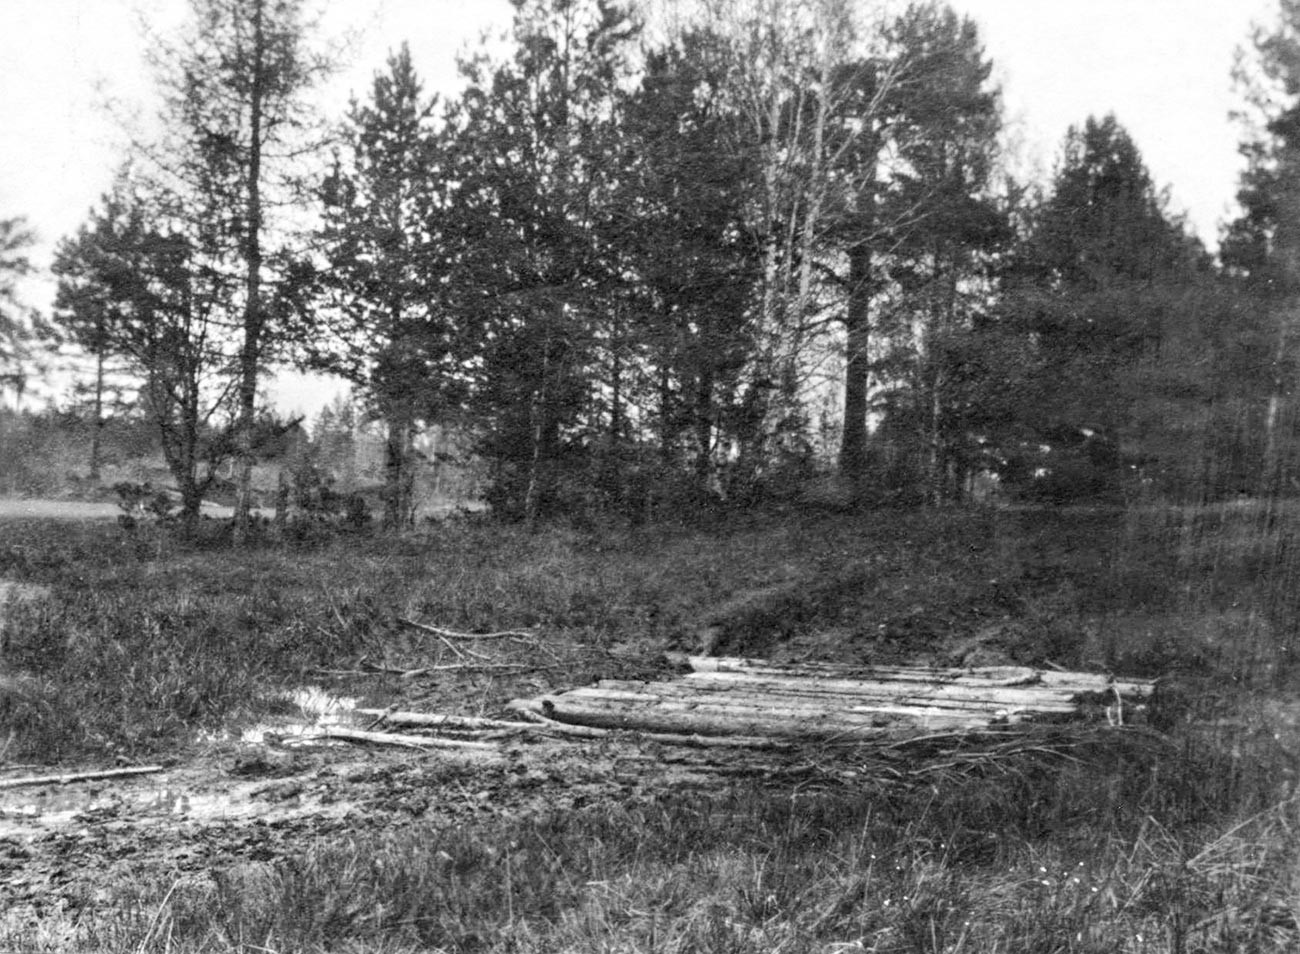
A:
[505,656,1155,743]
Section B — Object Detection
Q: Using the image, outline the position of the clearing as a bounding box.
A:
[1,505,1297,951]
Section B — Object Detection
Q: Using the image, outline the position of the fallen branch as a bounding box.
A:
[314,727,498,751]
[436,635,492,661]
[355,709,533,732]
[311,661,554,678]
[399,618,537,642]
[361,661,554,678]
[0,765,164,790]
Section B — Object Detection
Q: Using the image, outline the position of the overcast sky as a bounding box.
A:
[0,0,1283,411]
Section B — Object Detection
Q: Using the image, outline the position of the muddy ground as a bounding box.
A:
[0,637,894,925]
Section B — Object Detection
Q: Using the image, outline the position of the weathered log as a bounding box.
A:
[515,697,997,739]
[570,683,1076,715]
[507,704,791,749]
[684,655,1041,685]
[544,692,1042,728]
[594,700,1068,726]
[0,765,164,789]
[600,676,1084,710]
[685,656,1152,698]
[505,656,1155,743]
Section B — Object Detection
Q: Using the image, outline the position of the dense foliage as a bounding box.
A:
[19,0,1300,523]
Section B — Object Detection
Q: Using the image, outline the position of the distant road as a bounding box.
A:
[0,498,236,521]
[0,497,484,522]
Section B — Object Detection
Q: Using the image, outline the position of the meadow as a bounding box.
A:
[1,501,1298,952]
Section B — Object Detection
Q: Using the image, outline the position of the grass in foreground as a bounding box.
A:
[2,502,1300,950]
[25,729,1300,953]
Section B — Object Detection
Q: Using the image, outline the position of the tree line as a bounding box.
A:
[5,0,1300,534]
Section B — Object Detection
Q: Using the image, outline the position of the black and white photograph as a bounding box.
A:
[2,0,1298,949]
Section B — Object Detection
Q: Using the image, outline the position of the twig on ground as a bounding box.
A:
[0,765,164,789]
[354,709,535,732]
[363,661,557,678]
[310,661,557,678]
[436,634,491,661]
[361,704,398,731]
[399,617,537,642]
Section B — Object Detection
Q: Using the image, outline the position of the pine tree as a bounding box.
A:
[450,0,639,521]
[1221,0,1300,495]
[1001,114,1206,500]
[142,0,331,541]
[868,2,1009,501]
[311,45,464,530]
[52,176,239,531]
[613,30,763,494]
[0,216,36,401]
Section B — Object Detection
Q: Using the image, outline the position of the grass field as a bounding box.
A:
[1,503,1299,952]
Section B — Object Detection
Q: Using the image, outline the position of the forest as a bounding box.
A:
[0,0,1294,534]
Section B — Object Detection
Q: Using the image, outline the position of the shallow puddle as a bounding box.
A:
[0,686,362,840]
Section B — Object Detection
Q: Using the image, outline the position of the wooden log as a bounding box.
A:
[547,692,1037,727]
[567,684,1076,717]
[684,671,1064,698]
[507,704,792,749]
[525,697,1012,739]
[1035,670,1153,696]
[588,679,1082,711]
[682,683,1084,711]
[519,700,892,739]
[686,656,1043,686]
[0,765,164,790]
[676,675,1083,706]
[687,656,1154,698]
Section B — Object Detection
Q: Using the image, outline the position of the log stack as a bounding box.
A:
[507,656,1155,743]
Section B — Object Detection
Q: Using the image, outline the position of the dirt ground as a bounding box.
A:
[0,691,868,923]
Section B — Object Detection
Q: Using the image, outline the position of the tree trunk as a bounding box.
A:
[839,242,872,484]
[693,366,714,489]
[523,347,549,527]
[89,342,105,482]
[382,414,414,531]
[233,0,266,546]
[928,365,944,505]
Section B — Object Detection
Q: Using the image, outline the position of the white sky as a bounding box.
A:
[0,0,1282,411]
